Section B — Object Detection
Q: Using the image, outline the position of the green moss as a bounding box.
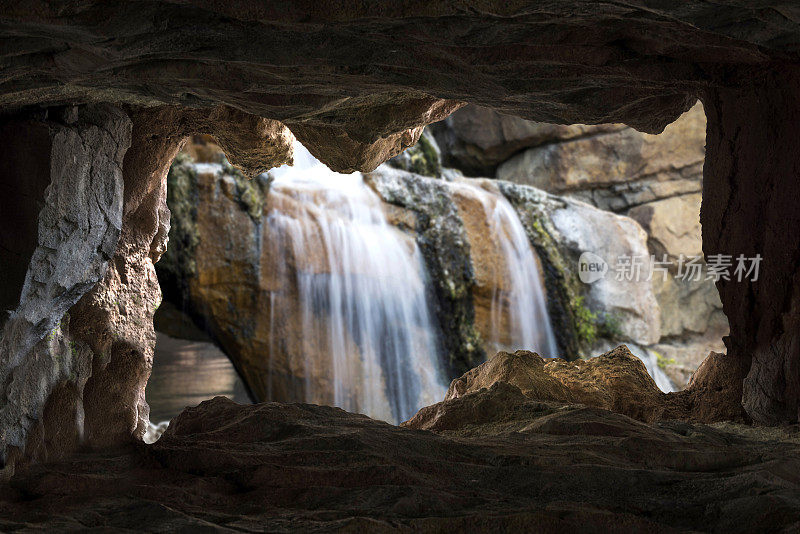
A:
[571,296,598,346]
[409,134,441,177]
[656,352,677,370]
[387,130,442,178]
[597,311,624,339]
[366,170,485,375]
[497,182,596,359]
[221,158,270,221]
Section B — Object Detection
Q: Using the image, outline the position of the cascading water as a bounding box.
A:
[448,181,559,358]
[263,143,447,423]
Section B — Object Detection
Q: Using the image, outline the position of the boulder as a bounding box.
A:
[431,105,623,176]
[496,103,706,212]
[543,192,661,346]
[628,193,703,261]
[409,346,667,426]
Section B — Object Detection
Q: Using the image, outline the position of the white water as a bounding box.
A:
[448,181,560,358]
[264,143,447,423]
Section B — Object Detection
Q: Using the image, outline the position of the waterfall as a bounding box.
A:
[263,143,447,423]
[448,180,560,358]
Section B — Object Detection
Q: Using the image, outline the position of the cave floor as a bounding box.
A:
[2,396,800,533]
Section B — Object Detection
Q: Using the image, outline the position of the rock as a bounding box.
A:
[702,67,800,424]
[288,97,462,173]
[629,193,703,260]
[547,194,661,346]
[409,346,667,426]
[365,166,486,374]
[496,104,706,208]
[651,332,727,389]
[571,177,703,214]
[670,351,749,423]
[0,3,792,144]
[387,128,443,177]
[487,103,725,389]
[430,105,624,176]
[652,274,726,340]
[2,394,799,531]
[0,105,129,468]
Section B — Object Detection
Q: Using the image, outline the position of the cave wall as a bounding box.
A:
[0,1,799,465]
[0,105,129,467]
[701,65,800,425]
[0,119,52,322]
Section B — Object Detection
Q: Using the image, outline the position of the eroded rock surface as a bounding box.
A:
[1,393,798,531]
[0,105,129,467]
[407,346,721,428]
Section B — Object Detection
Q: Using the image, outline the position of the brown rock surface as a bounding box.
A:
[0,0,799,466]
[410,347,668,426]
[1,3,790,137]
[702,66,800,424]
[431,105,625,176]
[497,103,706,204]
[409,346,749,429]
[1,395,799,531]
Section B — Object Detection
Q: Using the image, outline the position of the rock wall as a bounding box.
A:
[433,103,726,388]
[702,66,800,425]
[0,106,295,470]
[0,0,799,459]
[158,137,667,411]
[0,105,129,467]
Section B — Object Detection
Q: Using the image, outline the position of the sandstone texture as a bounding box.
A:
[0,105,294,469]
[496,104,706,210]
[0,392,797,531]
[407,346,745,429]
[430,106,625,176]
[1,2,794,139]
[702,67,800,425]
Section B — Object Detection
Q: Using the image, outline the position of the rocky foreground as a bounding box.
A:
[2,348,799,532]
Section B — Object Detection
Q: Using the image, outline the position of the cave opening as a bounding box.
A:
[147,102,718,432]
[4,5,800,529]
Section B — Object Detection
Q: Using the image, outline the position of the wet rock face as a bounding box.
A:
[1,394,798,531]
[435,103,724,388]
[365,167,486,374]
[161,142,665,404]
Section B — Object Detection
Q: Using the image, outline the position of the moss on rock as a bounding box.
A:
[366,167,486,375]
[387,129,442,178]
[497,181,600,358]
[221,157,271,221]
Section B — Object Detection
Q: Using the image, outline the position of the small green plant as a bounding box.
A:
[656,352,677,370]
[598,312,624,339]
[571,296,598,346]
